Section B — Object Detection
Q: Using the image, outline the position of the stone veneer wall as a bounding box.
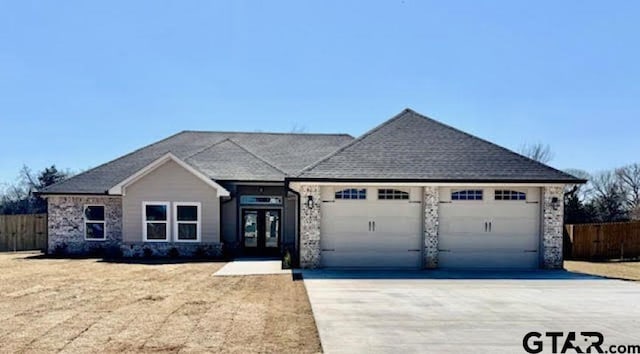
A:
[423,187,439,269]
[48,196,123,255]
[298,185,321,268]
[542,186,564,269]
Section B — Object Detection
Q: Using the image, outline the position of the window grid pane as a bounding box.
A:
[378,189,409,200]
[177,205,198,221]
[145,205,167,221]
[495,190,526,201]
[335,188,367,200]
[84,206,105,221]
[146,222,167,240]
[177,223,198,240]
[86,222,105,239]
[451,190,483,201]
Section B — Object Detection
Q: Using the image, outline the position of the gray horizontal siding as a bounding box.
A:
[122,160,220,243]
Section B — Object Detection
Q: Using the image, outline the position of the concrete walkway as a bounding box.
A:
[303,269,640,354]
[213,259,292,276]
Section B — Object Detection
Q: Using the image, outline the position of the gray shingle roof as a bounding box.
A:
[42,131,354,194]
[294,109,584,183]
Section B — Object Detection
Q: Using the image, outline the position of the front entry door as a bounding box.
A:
[242,209,281,255]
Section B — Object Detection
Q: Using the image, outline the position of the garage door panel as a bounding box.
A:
[439,234,538,251]
[439,217,486,234]
[322,250,421,268]
[321,232,420,250]
[439,250,539,269]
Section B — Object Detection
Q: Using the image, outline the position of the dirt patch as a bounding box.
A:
[0,252,321,353]
[565,260,640,281]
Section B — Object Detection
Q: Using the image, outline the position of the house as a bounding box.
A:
[41,109,584,269]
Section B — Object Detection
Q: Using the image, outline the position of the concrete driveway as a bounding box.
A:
[302,270,640,354]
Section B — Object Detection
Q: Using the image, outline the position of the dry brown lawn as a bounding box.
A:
[0,252,321,353]
[565,260,640,281]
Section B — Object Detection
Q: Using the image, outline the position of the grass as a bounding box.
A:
[565,260,640,281]
[0,252,321,353]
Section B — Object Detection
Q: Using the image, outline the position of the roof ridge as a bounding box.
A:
[295,108,413,176]
[182,130,353,137]
[184,138,233,160]
[41,130,190,193]
[225,139,288,175]
[186,138,287,175]
[406,110,581,180]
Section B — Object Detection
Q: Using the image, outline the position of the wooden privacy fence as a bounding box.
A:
[565,221,640,260]
[0,214,47,252]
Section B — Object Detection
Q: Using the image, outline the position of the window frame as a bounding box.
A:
[334,188,367,200]
[142,201,171,242]
[173,202,202,243]
[451,189,484,201]
[83,204,106,241]
[494,189,527,201]
[377,188,410,200]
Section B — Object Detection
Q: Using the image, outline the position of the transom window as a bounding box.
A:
[174,202,201,242]
[451,189,483,201]
[84,205,105,240]
[495,190,526,201]
[143,202,170,241]
[378,189,409,200]
[335,188,367,200]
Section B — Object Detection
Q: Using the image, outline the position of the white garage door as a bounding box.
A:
[320,187,422,268]
[439,187,541,269]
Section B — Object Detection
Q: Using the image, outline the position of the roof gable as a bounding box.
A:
[108,153,230,196]
[296,109,583,183]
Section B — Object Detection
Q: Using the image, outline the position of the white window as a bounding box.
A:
[495,190,526,201]
[378,189,409,200]
[335,188,367,200]
[143,202,170,242]
[174,202,201,242]
[451,189,483,201]
[84,205,105,240]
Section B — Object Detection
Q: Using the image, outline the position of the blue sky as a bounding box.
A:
[1,1,639,185]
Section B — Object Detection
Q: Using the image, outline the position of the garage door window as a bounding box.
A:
[378,189,409,200]
[335,188,367,200]
[451,189,483,201]
[495,190,526,201]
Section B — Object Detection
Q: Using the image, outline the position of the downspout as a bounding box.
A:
[285,180,301,268]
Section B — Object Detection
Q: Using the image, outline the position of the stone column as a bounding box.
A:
[542,186,564,269]
[423,186,439,269]
[299,185,321,269]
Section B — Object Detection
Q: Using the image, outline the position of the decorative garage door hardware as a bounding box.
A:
[368,221,376,232]
[484,221,492,232]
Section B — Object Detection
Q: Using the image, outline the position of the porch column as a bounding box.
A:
[423,186,439,269]
[542,186,564,269]
[299,185,321,269]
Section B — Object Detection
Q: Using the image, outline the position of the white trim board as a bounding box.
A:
[108,153,230,197]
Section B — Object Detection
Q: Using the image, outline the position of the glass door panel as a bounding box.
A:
[264,210,280,248]
[243,210,258,248]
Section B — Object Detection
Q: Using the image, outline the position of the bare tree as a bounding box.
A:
[519,143,554,163]
[290,124,307,133]
[563,168,591,201]
[590,171,628,222]
[616,163,640,219]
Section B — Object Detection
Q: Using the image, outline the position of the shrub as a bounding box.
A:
[168,247,180,258]
[52,242,67,256]
[143,247,153,258]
